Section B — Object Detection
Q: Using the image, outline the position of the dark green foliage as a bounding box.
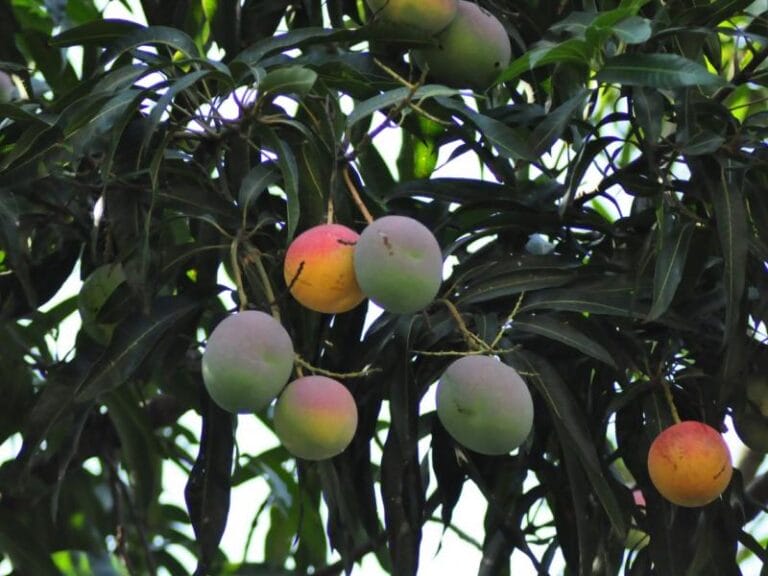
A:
[0,0,767,574]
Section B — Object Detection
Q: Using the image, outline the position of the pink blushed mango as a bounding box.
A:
[283,224,366,314]
[202,311,295,413]
[647,421,732,507]
[274,376,358,460]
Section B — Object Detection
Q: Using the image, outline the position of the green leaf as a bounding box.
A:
[347,85,458,129]
[458,269,577,305]
[75,297,202,402]
[707,161,748,342]
[0,515,61,576]
[596,54,726,88]
[518,283,649,317]
[232,27,363,70]
[238,163,281,216]
[50,18,143,47]
[632,86,665,144]
[497,38,592,83]
[262,128,300,242]
[531,88,589,155]
[105,388,162,511]
[140,69,214,159]
[259,66,318,96]
[612,16,652,44]
[435,97,537,162]
[648,212,694,321]
[101,25,201,64]
[512,314,617,367]
[507,350,627,538]
[185,395,234,576]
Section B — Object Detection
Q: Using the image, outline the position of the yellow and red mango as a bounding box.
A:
[283,224,365,314]
[413,1,511,89]
[273,375,358,460]
[366,0,458,35]
[353,215,442,314]
[202,311,295,414]
[436,355,534,455]
[647,421,732,507]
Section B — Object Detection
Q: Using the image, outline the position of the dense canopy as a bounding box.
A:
[1,0,768,575]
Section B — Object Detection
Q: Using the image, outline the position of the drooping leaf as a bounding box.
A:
[706,161,748,343]
[648,211,694,321]
[50,18,143,47]
[596,54,726,88]
[259,66,318,97]
[185,394,234,576]
[100,25,202,64]
[507,350,628,538]
[512,313,617,367]
[347,85,458,129]
[75,297,202,402]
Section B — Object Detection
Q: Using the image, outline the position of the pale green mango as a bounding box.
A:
[366,0,458,34]
[436,355,534,455]
[413,1,511,89]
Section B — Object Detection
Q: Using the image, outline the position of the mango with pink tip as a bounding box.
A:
[274,375,358,460]
[283,223,366,314]
[353,215,443,314]
[436,355,534,455]
[202,311,295,413]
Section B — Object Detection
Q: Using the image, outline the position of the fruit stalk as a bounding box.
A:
[342,167,374,225]
[661,378,682,425]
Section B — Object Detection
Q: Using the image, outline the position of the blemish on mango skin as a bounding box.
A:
[647,421,733,508]
[283,223,365,314]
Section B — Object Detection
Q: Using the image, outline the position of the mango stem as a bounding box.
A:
[661,379,682,424]
[342,167,374,225]
[294,355,379,379]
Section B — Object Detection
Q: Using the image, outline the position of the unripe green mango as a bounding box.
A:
[436,355,534,455]
[202,311,295,414]
[366,0,458,35]
[353,215,443,314]
[413,1,511,89]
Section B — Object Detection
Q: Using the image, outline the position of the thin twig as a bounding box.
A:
[342,167,374,225]
[294,355,379,379]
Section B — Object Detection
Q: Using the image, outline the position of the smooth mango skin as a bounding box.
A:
[436,355,534,455]
[413,1,511,89]
[274,376,358,460]
[283,224,365,314]
[647,421,732,507]
[366,0,458,35]
[353,215,442,314]
[0,72,12,103]
[202,311,295,414]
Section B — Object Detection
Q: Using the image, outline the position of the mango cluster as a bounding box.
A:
[201,311,357,461]
[367,0,511,89]
[283,216,443,316]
